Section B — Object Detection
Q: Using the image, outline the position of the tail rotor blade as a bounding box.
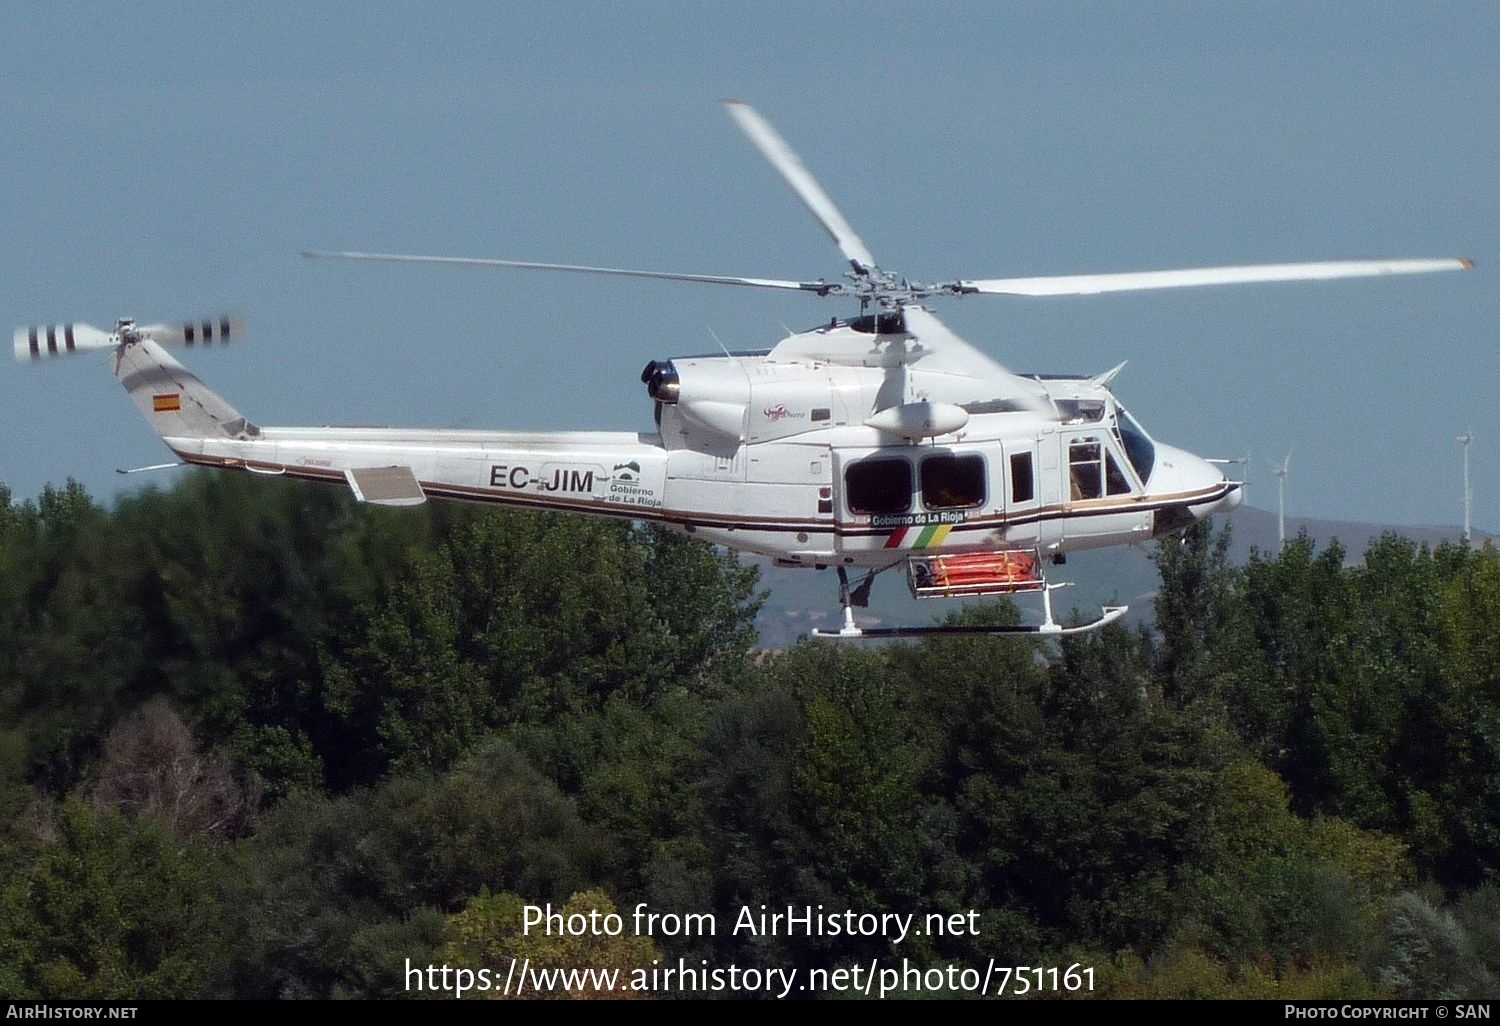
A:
[14,313,245,364]
[137,313,246,349]
[13,322,113,363]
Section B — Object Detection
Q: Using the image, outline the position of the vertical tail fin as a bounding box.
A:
[115,339,258,440]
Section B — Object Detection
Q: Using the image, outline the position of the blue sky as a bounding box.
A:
[2,2,1495,531]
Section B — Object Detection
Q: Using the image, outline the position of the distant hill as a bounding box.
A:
[750,506,1491,649]
[1219,504,1488,563]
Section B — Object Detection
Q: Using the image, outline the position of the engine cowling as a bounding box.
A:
[640,360,681,403]
[642,358,754,443]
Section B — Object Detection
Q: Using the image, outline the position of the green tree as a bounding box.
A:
[317,512,759,784]
[3,482,146,790]
[0,799,225,998]
[224,741,600,998]
[1380,886,1500,999]
[903,623,1222,954]
[442,889,660,999]
[1434,545,1500,882]
[1177,761,1405,971]
[1096,942,1380,999]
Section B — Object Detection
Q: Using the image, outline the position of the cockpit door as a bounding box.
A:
[1055,429,1152,549]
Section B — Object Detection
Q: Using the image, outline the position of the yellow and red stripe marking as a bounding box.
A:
[152,393,182,412]
[884,522,955,549]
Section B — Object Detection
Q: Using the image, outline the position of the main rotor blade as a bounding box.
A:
[959,258,1473,297]
[723,101,878,273]
[900,305,1049,410]
[302,250,832,293]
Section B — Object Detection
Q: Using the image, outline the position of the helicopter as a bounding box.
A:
[15,102,1471,638]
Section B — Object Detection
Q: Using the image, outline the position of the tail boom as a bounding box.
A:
[166,425,675,522]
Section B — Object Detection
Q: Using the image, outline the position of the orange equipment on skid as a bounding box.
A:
[908,549,1045,598]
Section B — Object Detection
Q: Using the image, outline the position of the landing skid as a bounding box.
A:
[811,608,1128,639]
[811,567,1128,640]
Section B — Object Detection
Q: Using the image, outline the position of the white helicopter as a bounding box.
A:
[16,103,1471,638]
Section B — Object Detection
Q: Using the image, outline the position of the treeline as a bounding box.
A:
[0,474,1496,999]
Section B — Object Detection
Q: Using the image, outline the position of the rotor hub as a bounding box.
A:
[115,318,143,345]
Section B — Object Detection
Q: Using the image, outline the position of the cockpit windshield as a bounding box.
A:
[1115,408,1157,484]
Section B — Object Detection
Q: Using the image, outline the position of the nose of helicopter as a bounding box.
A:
[1215,480,1245,515]
[1149,444,1243,518]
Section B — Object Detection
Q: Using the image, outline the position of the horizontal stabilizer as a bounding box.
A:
[344,466,427,506]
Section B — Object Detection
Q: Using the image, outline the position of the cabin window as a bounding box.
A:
[921,453,986,510]
[844,458,912,515]
[1010,452,1035,504]
[1106,451,1132,495]
[1068,438,1103,501]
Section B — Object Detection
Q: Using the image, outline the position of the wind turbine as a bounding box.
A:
[1270,449,1293,548]
[1458,429,1473,544]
